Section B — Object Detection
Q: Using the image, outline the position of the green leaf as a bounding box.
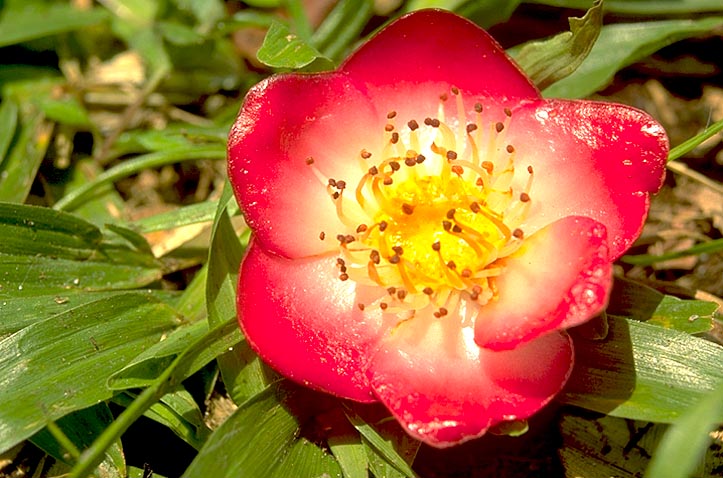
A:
[0,293,181,453]
[206,183,268,404]
[542,17,723,98]
[607,277,716,334]
[510,0,602,90]
[183,384,343,478]
[31,403,125,477]
[0,3,109,47]
[311,0,374,61]
[529,0,723,15]
[257,20,331,69]
[644,381,723,478]
[329,431,369,478]
[0,100,18,162]
[405,0,521,28]
[560,316,723,423]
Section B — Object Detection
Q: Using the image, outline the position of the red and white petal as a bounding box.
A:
[474,216,612,350]
[228,73,380,259]
[238,241,391,402]
[507,99,668,259]
[368,309,573,448]
[341,9,538,102]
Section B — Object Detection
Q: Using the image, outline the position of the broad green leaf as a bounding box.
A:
[510,0,602,90]
[607,277,716,334]
[560,317,723,423]
[129,200,219,233]
[329,431,369,478]
[183,384,343,478]
[0,3,109,47]
[257,20,331,69]
[529,0,723,15]
[645,381,723,478]
[206,183,268,404]
[542,17,723,98]
[0,100,18,162]
[31,403,125,477]
[0,293,182,453]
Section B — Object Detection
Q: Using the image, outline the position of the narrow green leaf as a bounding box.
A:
[30,403,125,477]
[668,117,723,162]
[329,432,369,478]
[645,381,723,478]
[207,183,268,404]
[542,17,723,98]
[0,4,109,47]
[0,100,18,161]
[510,0,602,90]
[129,200,219,233]
[529,0,723,15]
[622,237,723,267]
[183,384,343,478]
[257,20,331,69]
[311,0,374,61]
[0,293,181,453]
[560,317,723,423]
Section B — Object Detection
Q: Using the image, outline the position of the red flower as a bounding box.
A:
[228,9,668,447]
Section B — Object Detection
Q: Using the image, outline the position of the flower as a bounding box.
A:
[227,9,668,447]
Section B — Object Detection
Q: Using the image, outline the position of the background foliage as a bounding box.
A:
[1,1,722,477]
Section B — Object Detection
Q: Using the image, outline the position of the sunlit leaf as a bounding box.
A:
[0,3,109,47]
[257,20,331,69]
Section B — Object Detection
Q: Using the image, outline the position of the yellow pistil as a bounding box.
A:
[312,87,534,313]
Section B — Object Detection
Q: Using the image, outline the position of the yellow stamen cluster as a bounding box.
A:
[311,87,534,315]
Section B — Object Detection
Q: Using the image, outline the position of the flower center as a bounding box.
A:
[311,88,533,314]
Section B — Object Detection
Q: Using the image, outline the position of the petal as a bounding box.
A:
[228,73,380,259]
[237,241,389,402]
[507,99,668,259]
[341,9,538,101]
[474,216,612,350]
[368,310,573,448]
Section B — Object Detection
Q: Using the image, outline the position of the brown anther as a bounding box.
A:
[527,165,534,174]
[466,123,478,133]
[446,261,457,270]
[470,290,479,301]
[397,290,408,300]
[439,93,448,101]
[442,220,452,231]
[408,119,419,131]
[474,102,483,113]
[387,111,397,119]
[339,273,349,281]
[430,118,440,128]
[319,231,326,240]
[379,221,388,232]
[345,234,355,243]
[385,124,395,132]
[336,180,346,189]
[446,208,456,219]
[392,245,404,255]
[368,165,378,175]
[423,287,434,295]
[358,303,365,311]
[389,161,401,171]
[481,161,494,173]
[438,307,448,317]
[361,149,372,159]
[504,107,512,117]
[380,302,388,310]
[328,178,337,187]
[337,258,345,266]
[305,157,314,165]
[506,144,515,153]
[416,154,426,164]
[356,224,368,233]
[433,310,442,318]
[520,192,531,202]
[336,234,346,244]
[446,150,458,160]
[340,265,347,273]
[451,86,460,95]
[424,117,433,126]
[387,286,397,295]
[476,177,484,186]
[461,268,472,278]
[451,165,464,175]
[383,177,393,185]
[495,122,505,133]
[332,192,340,200]
[402,203,415,215]
[513,228,525,239]
[370,250,381,264]
[452,225,463,233]
[391,132,399,144]
[470,202,481,213]
[405,157,417,167]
